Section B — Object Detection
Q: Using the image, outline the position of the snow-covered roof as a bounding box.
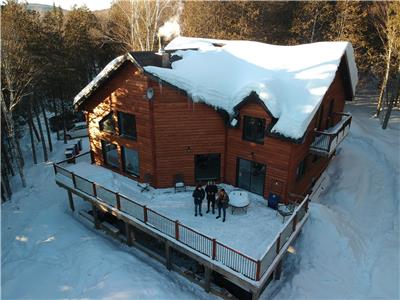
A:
[144,37,358,139]
[73,54,132,108]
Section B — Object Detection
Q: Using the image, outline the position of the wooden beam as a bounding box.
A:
[125,223,134,247]
[91,204,100,229]
[274,259,282,280]
[165,242,172,270]
[67,190,75,212]
[204,265,211,293]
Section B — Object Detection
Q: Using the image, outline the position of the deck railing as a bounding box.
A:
[310,113,352,156]
[54,160,309,281]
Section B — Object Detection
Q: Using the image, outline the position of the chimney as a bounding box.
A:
[158,35,170,68]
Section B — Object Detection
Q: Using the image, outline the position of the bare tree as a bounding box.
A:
[371,2,400,116]
[104,0,182,52]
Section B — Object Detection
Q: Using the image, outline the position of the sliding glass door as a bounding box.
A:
[237,158,266,196]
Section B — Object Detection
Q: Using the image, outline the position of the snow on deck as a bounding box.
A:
[58,161,284,259]
[145,37,358,139]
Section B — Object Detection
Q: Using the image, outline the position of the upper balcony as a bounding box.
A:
[310,113,352,157]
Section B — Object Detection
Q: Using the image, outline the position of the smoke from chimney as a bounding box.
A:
[158,17,181,50]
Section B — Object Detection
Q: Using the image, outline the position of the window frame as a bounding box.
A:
[242,116,266,144]
[101,140,120,169]
[99,112,116,134]
[194,153,221,182]
[121,146,140,177]
[117,111,137,140]
[296,158,307,181]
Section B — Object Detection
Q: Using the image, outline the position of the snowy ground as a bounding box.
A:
[2,97,399,299]
[58,160,284,259]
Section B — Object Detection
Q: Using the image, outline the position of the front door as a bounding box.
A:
[237,158,266,196]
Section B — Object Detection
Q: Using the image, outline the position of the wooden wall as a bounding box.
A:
[83,62,155,182]
[287,70,348,197]
[225,102,293,200]
[81,59,350,202]
[151,81,226,187]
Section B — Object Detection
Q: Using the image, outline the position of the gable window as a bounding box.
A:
[195,154,221,181]
[242,116,266,144]
[122,147,139,176]
[118,112,137,139]
[101,140,119,168]
[296,158,307,181]
[99,113,115,133]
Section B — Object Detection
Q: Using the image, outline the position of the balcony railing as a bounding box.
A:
[310,113,352,157]
[54,156,310,282]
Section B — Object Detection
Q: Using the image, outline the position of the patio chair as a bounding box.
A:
[138,173,153,192]
[276,202,296,223]
[173,174,186,193]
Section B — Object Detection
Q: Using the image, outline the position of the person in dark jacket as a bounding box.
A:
[205,181,218,214]
[216,188,229,222]
[192,184,205,217]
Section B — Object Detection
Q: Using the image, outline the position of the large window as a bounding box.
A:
[101,141,119,168]
[99,113,115,133]
[296,158,307,181]
[195,154,221,181]
[242,116,266,144]
[122,147,139,176]
[118,112,137,139]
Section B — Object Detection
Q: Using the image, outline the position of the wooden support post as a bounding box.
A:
[204,265,211,293]
[276,234,281,254]
[165,242,172,270]
[67,190,75,212]
[251,290,260,300]
[256,260,261,281]
[53,164,57,174]
[212,239,217,260]
[92,204,100,229]
[90,150,95,164]
[72,172,77,188]
[292,214,297,232]
[175,220,179,240]
[274,259,282,280]
[143,205,148,223]
[92,183,97,197]
[116,193,121,210]
[125,223,134,247]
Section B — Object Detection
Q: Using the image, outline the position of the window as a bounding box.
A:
[99,113,115,133]
[195,154,221,181]
[296,158,307,181]
[101,141,119,168]
[118,112,136,139]
[242,116,266,144]
[122,147,139,176]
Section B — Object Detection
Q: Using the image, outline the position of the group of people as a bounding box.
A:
[192,181,230,222]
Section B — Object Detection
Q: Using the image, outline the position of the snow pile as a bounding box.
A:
[145,37,358,139]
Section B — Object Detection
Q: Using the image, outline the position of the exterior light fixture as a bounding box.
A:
[146,87,154,100]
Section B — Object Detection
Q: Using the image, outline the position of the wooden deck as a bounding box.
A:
[53,154,310,299]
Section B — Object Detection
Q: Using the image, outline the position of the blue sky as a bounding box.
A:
[28,0,112,11]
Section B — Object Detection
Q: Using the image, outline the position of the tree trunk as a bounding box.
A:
[376,43,393,117]
[41,100,53,152]
[0,94,26,187]
[33,96,48,162]
[53,98,60,140]
[61,99,67,144]
[1,133,15,176]
[28,102,37,164]
[1,171,12,201]
[382,65,400,129]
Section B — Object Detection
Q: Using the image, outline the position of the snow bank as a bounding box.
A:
[145,37,358,139]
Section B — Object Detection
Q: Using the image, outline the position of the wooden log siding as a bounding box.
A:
[288,71,348,197]
[82,59,350,202]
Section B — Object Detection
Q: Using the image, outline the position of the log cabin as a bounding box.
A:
[73,37,357,203]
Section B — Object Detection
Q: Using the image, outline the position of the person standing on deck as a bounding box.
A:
[192,184,205,217]
[216,188,229,222]
[205,181,218,214]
